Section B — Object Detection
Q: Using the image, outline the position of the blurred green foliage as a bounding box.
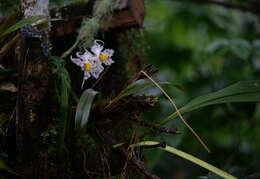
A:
[144,0,260,178]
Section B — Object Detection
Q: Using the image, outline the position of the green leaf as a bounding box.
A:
[56,69,70,158]
[49,56,71,158]
[118,79,156,99]
[162,80,260,124]
[131,141,237,179]
[0,16,40,39]
[75,89,99,137]
[106,79,168,109]
[0,82,17,92]
[0,159,17,175]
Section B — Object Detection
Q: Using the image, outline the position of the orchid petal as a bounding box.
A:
[71,56,83,66]
[91,40,104,56]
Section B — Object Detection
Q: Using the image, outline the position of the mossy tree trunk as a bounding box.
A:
[14,0,50,178]
[2,0,162,178]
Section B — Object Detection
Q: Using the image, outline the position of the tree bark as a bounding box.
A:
[15,0,50,177]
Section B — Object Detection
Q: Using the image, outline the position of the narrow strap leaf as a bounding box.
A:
[131,141,237,179]
[0,16,40,39]
[162,80,260,124]
[75,89,99,137]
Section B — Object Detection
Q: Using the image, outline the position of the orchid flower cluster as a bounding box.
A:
[70,40,114,88]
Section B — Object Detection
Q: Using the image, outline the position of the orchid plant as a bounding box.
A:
[70,40,115,88]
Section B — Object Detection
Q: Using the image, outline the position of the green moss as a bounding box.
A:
[118,29,147,76]
[77,0,114,48]
[77,18,100,48]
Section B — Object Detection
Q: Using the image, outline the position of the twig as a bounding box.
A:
[81,149,92,178]
[127,154,160,179]
[99,130,160,179]
[140,71,210,152]
[131,117,181,135]
[60,40,79,59]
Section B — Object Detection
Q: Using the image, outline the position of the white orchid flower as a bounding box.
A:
[99,49,114,66]
[76,50,104,78]
[71,50,104,88]
[91,40,104,56]
[70,56,92,88]
[70,39,115,88]
[91,40,114,66]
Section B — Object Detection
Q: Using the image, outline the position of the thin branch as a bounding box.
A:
[140,71,210,153]
[99,130,160,179]
[81,149,91,178]
[127,153,160,179]
[60,40,78,59]
[131,117,181,135]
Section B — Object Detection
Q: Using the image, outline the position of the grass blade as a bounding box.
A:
[140,71,210,152]
[0,159,17,175]
[131,141,237,179]
[0,16,40,39]
[0,17,59,41]
[75,89,99,137]
[162,80,260,124]
[0,82,17,92]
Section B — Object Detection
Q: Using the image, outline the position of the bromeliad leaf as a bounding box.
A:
[75,89,99,136]
[131,141,237,179]
[162,80,260,124]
